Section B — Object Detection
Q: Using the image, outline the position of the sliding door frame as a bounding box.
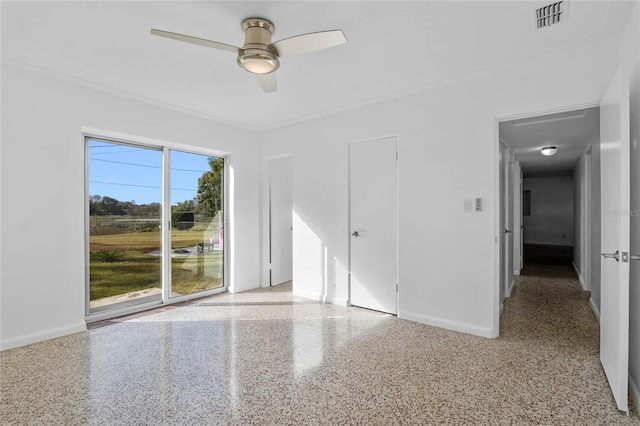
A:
[83,127,229,322]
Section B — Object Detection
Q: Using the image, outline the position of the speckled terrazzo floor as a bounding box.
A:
[1,270,638,425]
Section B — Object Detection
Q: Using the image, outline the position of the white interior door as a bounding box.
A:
[629,57,640,405]
[270,156,293,286]
[518,163,524,271]
[349,137,397,314]
[506,149,514,294]
[499,142,514,302]
[599,67,630,413]
[512,161,522,276]
[499,143,506,303]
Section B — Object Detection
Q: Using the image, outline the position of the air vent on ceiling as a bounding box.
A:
[536,1,566,29]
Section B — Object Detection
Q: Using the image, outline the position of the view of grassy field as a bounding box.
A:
[89,223,223,303]
[87,141,226,310]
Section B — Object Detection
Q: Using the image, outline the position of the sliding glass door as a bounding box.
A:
[169,150,224,297]
[86,137,226,317]
[87,140,163,312]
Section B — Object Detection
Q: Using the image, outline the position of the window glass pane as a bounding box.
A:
[170,151,224,297]
[87,139,162,312]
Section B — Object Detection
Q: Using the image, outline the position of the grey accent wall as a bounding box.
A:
[523,176,574,246]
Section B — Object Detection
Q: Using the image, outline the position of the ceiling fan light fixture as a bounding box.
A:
[541,146,558,156]
[238,49,280,74]
[151,16,346,92]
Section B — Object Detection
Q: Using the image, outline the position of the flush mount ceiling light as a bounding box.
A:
[541,146,558,156]
[237,19,280,74]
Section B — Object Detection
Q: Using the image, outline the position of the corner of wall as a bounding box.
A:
[323,296,349,306]
[589,297,600,323]
[399,310,496,339]
[0,322,87,352]
[572,262,586,290]
[630,374,640,417]
[293,288,323,302]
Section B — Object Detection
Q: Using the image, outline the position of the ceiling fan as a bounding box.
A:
[151,18,347,93]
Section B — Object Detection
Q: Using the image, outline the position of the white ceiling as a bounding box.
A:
[500,106,599,176]
[1,1,634,131]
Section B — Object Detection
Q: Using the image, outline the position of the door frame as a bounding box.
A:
[261,153,293,288]
[513,161,523,276]
[268,155,293,286]
[347,135,399,314]
[83,126,230,323]
[504,142,515,301]
[583,148,592,291]
[493,102,599,334]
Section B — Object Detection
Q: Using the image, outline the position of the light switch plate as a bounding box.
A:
[463,199,473,212]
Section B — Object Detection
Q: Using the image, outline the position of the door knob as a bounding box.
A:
[601,250,620,262]
[352,231,360,237]
[505,229,512,234]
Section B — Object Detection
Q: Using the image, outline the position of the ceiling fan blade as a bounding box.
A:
[256,73,277,93]
[150,29,239,53]
[271,30,347,57]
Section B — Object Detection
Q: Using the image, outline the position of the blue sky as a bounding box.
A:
[88,139,214,205]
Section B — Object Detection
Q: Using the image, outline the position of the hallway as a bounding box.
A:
[502,260,638,422]
[1,278,638,424]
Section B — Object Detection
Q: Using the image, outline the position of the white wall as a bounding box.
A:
[260,48,620,338]
[523,176,574,246]
[0,63,260,350]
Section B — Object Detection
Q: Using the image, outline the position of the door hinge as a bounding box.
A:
[396,283,399,293]
[396,151,398,160]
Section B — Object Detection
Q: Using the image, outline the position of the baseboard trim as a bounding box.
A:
[400,311,495,338]
[500,302,504,315]
[630,374,640,415]
[572,262,586,290]
[229,283,260,293]
[0,322,87,351]
[513,270,521,276]
[293,289,322,301]
[589,297,600,323]
[507,279,515,298]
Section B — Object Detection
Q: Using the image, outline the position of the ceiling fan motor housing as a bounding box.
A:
[237,18,280,74]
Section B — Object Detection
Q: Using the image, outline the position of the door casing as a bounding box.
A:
[269,156,293,286]
[348,136,399,315]
[493,102,600,336]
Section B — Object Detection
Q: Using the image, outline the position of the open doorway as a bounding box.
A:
[269,156,293,286]
[498,106,600,294]
[494,105,617,406]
